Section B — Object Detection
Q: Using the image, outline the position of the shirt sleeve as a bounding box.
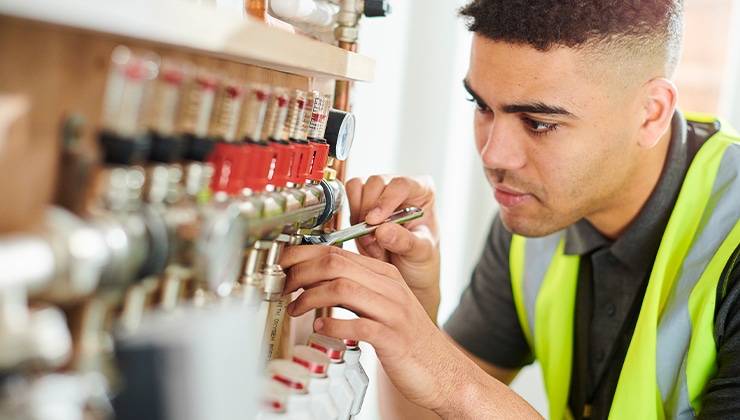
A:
[443,213,535,370]
[699,241,740,418]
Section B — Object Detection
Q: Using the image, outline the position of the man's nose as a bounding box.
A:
[478,117,527,171]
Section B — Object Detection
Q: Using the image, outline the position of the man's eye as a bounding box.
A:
[523,117,560,136]
[466,97,491,113]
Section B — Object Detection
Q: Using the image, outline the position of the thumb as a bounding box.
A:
[374,223,435,263]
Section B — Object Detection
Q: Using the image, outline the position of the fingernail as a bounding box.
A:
[314,318,324,331]
[287,301,295,315]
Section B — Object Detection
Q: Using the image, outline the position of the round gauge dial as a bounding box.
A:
[324,109,356,161]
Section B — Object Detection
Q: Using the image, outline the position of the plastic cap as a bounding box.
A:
[342,339,360,349]
[364,0,391,17]
[260,379,288,413]
[291,345,330,377]
[268,360,310,392]
[308,333,346,362]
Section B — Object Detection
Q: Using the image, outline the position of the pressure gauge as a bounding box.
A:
[324,109,356,161]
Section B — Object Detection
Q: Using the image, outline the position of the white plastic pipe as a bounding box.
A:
[270,0,339,29]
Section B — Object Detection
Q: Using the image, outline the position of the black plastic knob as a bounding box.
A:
[98,130,151,166]
[364,0,391,17]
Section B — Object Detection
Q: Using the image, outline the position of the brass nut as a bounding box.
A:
[334,26,360,43]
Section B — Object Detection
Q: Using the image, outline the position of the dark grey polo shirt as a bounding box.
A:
[444,111,740,418]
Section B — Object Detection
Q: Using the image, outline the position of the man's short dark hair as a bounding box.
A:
[460,0,685,77]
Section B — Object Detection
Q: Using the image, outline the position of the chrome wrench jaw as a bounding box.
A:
[301,206,424,246]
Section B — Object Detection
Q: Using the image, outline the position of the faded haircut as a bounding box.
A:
[459,0,685,79]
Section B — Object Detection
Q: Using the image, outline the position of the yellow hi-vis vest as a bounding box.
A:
[510,112,740,420]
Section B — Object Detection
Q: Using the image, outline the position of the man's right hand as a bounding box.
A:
[345,175,441,321]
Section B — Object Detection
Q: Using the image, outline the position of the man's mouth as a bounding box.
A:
[493,185,534,208]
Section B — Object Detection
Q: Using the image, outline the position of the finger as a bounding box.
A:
[356,175,395,224]
[311,317,387,349]
[281,245,403,293]
[281,243,383,271]
[287,276,404,321]
[280,243,340,269]
[374,223,437,263]
[345,177,366,225]
[285,252,403,298]
[365,176,436,224]
[355,234,385,259]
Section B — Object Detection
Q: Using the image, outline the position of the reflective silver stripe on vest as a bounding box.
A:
[522,231,565,344]
[657,142,740,419]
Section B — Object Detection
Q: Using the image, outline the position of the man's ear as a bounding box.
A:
[638,77,677,149]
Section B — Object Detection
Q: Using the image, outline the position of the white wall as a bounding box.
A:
[718,0,740,129]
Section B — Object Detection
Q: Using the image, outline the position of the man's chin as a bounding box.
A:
[500,214,562,238]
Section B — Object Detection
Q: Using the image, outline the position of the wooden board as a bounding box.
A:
[0,0,375,82]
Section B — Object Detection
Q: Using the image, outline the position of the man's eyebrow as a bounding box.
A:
[462,78,577,118]
[462,79,484,104]
[501,103,576,118]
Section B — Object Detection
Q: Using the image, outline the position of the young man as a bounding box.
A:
[281,0,740,418]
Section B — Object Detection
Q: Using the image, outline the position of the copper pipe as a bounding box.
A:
[246,0,268,21]
[315,307,333,319]
[315,42,357,322]
[327,41,357,232]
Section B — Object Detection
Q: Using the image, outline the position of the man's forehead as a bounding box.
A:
[469,34,586,73]
[466,37,612,113]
